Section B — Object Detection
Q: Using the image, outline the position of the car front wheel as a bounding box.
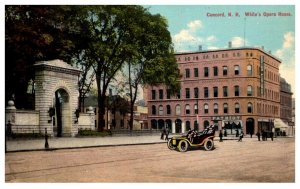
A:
[178,140,189,152]
[204,139,214,151]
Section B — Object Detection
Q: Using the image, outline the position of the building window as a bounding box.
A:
[175,105,181,115]
[194,104,198,114]
[204,87,209,98]
[234,65,240,75]
[214,103,218,114]
[204,104,209,114]
[247,103,253,113]
[194,87,199,98]
[223,103,228,114]
[235,103,240,113]
[213,66,218,76]
[247,85,253,96]
[159,105,163,115]
[234,85,239,96]
[194,121,199,131]
[213,87,218,97]
[166,105,171,115]
[185,68,190,78]
[204,67,209,77]
[194,68,199,77]
[185,88,190,99]
[247,65,253,76]
[151,90,156,100]
[186,121,191,131]
[152,105,156,115]
[223,86,228,97]
[176,90,181,99]
[166,89,171,99]
[185,104,190,115]
[159,89,163,99]
[204,120,210,129]
[223,66,228,76]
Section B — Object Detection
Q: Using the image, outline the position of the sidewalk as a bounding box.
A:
[6,135,168,152]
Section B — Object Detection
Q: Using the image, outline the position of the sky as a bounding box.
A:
[147,5,295,96]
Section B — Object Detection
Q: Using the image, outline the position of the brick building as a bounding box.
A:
[280,77,293,124]
[145,47,282,135]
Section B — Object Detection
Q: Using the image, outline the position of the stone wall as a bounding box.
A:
[78,112,95,130]
[5,107,40,134]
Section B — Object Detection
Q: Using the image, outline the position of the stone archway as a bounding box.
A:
[54,88,71,137]
[34,60,81,136]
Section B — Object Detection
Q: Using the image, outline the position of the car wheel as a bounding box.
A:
[167,139,176,150]
[178,140,189,152]
[204,139,214,151]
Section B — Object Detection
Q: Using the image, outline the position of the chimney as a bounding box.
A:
[228,41,232,48]
[261,46,264,50]
[199,45,202,51]
[269,50,272,54]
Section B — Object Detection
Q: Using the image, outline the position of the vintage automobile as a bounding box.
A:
[167,125,216,152]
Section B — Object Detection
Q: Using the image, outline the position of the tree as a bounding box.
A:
[123,10,181,130]
[5,5,88,108]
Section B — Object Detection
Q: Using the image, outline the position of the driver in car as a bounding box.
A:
[187,128,197,143]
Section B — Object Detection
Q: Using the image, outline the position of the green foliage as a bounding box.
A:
[77,129,112,137]
[5,5,89,108]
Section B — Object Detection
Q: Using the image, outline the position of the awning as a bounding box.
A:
[274,119,289,129]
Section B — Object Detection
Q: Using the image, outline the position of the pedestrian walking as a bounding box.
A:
[219,130,223,142]
[160,128,165,140]
[238,131,244,142]
[236,129,239,137]
[270,131,274,141]
[250,131,253,138]
[256,131,261,141]
[262,130,266,141]
[165,127,169,140]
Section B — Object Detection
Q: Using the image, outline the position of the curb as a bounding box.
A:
[6,141,166,153]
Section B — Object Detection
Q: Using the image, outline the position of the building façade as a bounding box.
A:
[145,47,282,135]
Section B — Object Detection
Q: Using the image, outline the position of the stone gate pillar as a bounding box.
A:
[34,60,81,136]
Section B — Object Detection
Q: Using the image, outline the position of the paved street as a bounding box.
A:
[5,137,294,183]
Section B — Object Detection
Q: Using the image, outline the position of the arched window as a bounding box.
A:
[223,66,228,76]
[223,103,228,114]
[204,104,209,114]
[158,105,163,116]
[247,85,253,96]
[235,103,240,113]
[194,120,199,131]
[247,65,253,76]
[234,85,240,96]
[185,104,190,114]
[234,65,240,75]
[214,103,218,114]
[204,120,210,129]
[194,104,198,114]
[175,104,181,116]
[247,102,253,113]
[152,105,156,115]
[166,105,171,115]
[186,121,191,131]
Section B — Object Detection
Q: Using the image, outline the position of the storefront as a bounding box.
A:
[212,116,243,136]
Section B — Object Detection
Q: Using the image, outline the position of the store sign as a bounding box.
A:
[212,116,240,121]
